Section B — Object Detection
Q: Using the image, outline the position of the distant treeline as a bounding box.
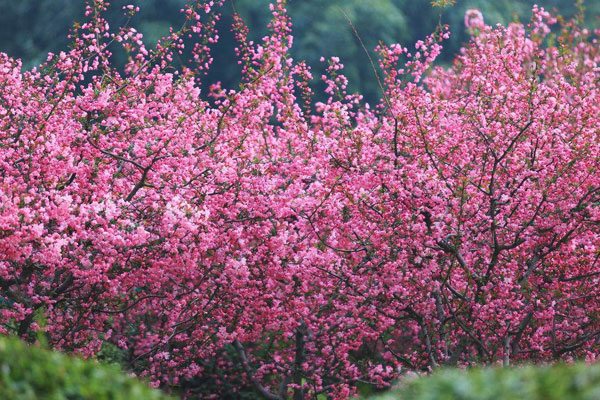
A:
[1,0,597,103]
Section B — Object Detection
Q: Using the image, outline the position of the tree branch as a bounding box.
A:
[233,340,281,400]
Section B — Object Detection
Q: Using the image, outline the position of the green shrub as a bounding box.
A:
[0,336,174,400]
[367,363,600,400]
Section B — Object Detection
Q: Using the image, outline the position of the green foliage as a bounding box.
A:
[365,363,600,400]
[0,0,598,104]
[290,0,409,102]
[0,0,83,68]
[0,336,174,400]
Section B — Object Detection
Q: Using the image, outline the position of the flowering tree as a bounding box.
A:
[1,0,600,398]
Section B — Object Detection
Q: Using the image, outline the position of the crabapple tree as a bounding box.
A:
[0,1,600,399]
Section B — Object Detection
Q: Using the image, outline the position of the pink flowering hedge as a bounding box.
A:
[1,0,600,398]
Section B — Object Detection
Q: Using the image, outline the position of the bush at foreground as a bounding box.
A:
[0,338,172,400]
[367,364,600,400]
[0,336,174,400]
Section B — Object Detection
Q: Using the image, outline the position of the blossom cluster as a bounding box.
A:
[1,1,600,398]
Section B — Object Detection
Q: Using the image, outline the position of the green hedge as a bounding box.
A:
[366,363,600,400]
[0,336,174,400]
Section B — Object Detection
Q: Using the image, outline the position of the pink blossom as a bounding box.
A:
[1,2,600,399]
[465,9,485,30]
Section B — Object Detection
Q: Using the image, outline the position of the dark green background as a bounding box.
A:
[1,0,597,104]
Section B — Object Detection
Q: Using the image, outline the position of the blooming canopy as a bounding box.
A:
[1,1,600,398]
